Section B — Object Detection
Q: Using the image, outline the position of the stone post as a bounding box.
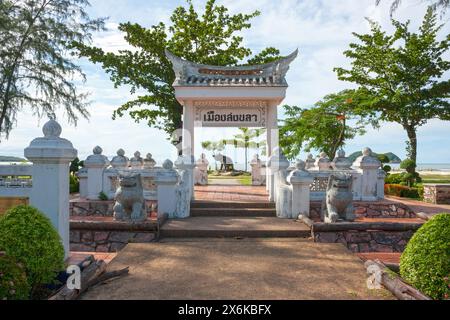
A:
[175,154,196,200]
[84,146,109,200]
[377,169,386,200]
[24,119,77,258]
[250,154,263,186]
[305,154,315,170]
[288,160,314,219]
[156,160,180,218]
[315,152,332,171]
[268,147,290,203]
[353,147,381,201]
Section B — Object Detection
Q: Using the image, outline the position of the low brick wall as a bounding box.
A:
[308,220,423,253]
[70,230,156,252]
[423,184,450,205]
[70,198,157,216]
[69,216,164,253]
[310,200,416,220]
[314,230,415,253]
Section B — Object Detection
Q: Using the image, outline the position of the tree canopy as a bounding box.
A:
[74,0,282,140]
[280,90,372,160]
[334,8,450,168]
[0,0,105,140]
[376,0,450,16]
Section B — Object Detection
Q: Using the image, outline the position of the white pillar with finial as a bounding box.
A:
[288,160,314,219]
[24,119,77,258]
[84,146,110,200]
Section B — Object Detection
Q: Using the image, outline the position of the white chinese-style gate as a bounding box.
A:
[165,49,298,199]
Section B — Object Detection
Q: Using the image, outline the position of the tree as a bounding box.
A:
[0,0,105,140]
[334,8,450,172]
[74,0,282,141]
[280,90,371,160]
[224,128,266,172]
[376,0,450,16]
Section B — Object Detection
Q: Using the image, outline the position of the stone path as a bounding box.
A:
[161,216,311,238]
[385,196,450,217]
[208,178,241,185]
[81,239,392,300]
[195,185,268,202]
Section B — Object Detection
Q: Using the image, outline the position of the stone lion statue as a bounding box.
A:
[113,173,146,221]
[321,173,355,223]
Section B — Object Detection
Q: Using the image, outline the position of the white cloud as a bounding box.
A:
[1,0,449,165]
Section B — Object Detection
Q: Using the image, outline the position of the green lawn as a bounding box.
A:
[420,173,450,183]
[208,174,252,186]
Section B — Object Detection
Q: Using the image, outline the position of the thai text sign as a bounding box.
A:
[195,107,266,127]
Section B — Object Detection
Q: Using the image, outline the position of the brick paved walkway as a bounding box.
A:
[386,196,450,217]
[195,185,269,202]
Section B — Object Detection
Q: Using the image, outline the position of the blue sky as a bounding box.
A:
[1,0,449,165]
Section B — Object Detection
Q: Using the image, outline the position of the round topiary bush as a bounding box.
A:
[0,253,30,300]
[400,213,450,300]
[0,205,65,296]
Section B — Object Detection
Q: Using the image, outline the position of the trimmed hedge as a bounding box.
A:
[0,205,65,296]
[400,214,450,300]
[0,254,30,300]
[384,184,421,199]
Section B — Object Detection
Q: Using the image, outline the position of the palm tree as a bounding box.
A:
[224,128,267,172]
[376,0,449,15]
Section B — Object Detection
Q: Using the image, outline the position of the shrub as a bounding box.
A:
[69,173,79,194]
[385,173,403,184]
[382,165,392,174]
[400,159,416,173]
[0,254,30,300]
[400,214,450,299]
[0,205,65,296]
[384,184,420,198]
[98,191,109,201]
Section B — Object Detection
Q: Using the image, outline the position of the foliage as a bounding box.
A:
[400,213,450,299]
[384,184,421,198]
[376,0,450,16]
[74,0,282,140]
[400,159,416,173]
[334,8,450,168]
[70,157,83,173]
[280,90,371,160]
[0,205,64,297]
[383,165,392,174]
[385,173,404,184]
[399,159,422,186]
[0,0,105,139]
[70,173,79,194]
[0,253,30,300]
[98,191,108,201]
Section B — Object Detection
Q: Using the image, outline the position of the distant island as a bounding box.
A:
[0,155,26,162]
[348,151,401,163]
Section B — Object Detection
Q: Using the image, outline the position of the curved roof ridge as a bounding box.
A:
[165,49,298,87]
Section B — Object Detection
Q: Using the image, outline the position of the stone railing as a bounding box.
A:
[271,148,386,219]
[0,164,33,197]
[77,147,193,219]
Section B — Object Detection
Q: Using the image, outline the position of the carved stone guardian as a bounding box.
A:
[113,173,146,221]
[321,173,355,223]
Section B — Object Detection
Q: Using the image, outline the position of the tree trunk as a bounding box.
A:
[405,125,418,168]
[245,145,248,172]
